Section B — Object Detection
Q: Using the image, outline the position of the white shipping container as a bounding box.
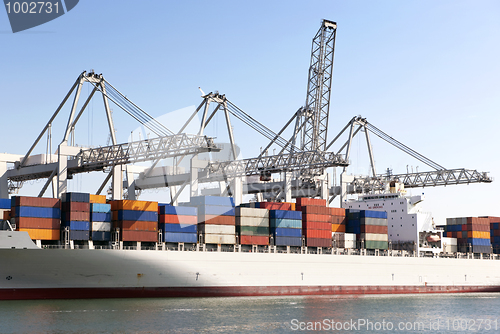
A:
[344,233,356,241]
[360,233,388,242]
[199,224,236,235]
[92,222,111,232]
[236,216,269,227]
[204,234,236,244]
[235,207,269,218]
[442,237,458,246]
[344,240,356,249]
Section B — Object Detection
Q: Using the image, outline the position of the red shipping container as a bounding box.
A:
[12,196,61,208]
[160,215,197,225]
[296,197,327,208]
[3,210,10,220]
[199,215,235,225]
[303,213,330,222]
[258,202,292,211]
[329,207,346,216]
[330,215,346,225]
[118,220,158,231]
[240,235,269,245]
[306,238,331,247]
[302,221,331,230]
[303,229,330,239]
[494,230,500,237]
[13,217,60,229]
[64,211,90,222]
[121,230,157,242]
[361,225,388,234]
[482,216,500,224]
[62,202,90,212]
[301,206,331,215]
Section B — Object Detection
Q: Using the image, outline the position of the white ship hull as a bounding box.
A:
[1,232,500,300]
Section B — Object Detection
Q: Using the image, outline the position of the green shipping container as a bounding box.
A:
[364,240,388,250]
[237,226,270,236]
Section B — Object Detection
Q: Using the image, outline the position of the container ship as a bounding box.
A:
[1,192,500,300]
[1,19,497,300]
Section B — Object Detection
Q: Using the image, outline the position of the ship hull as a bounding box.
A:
[1,246,500,300]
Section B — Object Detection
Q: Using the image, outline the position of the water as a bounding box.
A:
[1,294,500,333]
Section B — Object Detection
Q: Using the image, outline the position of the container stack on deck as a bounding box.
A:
[487,217,500,254]
[236,207,269,245]
[11,196,61,240]
[111,200,158,242]
[185,196,236,244]
[270,206,302,247]
[346,209,388,249]
[61,192,90,241]
[445,217,491,253]
[159,204,198,243]
[296,197,331,248]
[90,195,111,242]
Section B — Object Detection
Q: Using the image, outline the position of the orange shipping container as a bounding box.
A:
[361,225,388,234]
[118,220,158,231]
[240,235,269,245]
[296,197,327,208]
[301,206,331,215]
[111,200,158,212]
[199,215,235,225]
[3,210,11,220]
[160,215,197,225]
[302,221,331,230]
[329,207,346,216]
[19,228,59,240]
[121,230,158,242]
[302,213,330,222]
[90,194,106,204]
[283,202,296,211]
[331,224,345,233]
[303,229,331,239]
[13,217,60,229]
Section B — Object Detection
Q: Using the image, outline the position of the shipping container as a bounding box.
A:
[364,240,389,250]
[269,210,301,220]
[360,233,389,242]
[91,231,111,241]
[235,216,269,227]
[91,221,111,232]
[62,192,90,203]
[269,218,302,229]
[160,223,197,234]
[90,203,111,213]
[14,206,60,219]
[19,228,59,240]
[302,214,330,222]
[203,234,236,244]
[118,220,158,231]
[0,198,10,209]
[274,236,301,247]
[301,206,331,215]
[198,215,235,225]
[330,207,346,216]
[305,238,331,247]
[89,194,106,204]
[63,211,90,222]
[159,215,197,225]
[62,202,90,212]
[117,210,158,222]
[195,205,235,216]
[235,207,269,218]
[197,224,235,235]
[61,221,90,231]
[90,212,111,222]
[237,225,269,236]
[331,223,346,233]
[302,221,331,230]
[3,210,11,220]
[121,230,158,242]
[254,202,291,211]
[111,200,158,212]
[330,215,346,225]
[270,227,302,238]
[303,229,331,239]
[159,205,197,216]
[295,197,327,208]
[69,230,90,240]
[360,225,388,234]
[240,235,269,245]
[11,196,61,208]
[13,217,60,229]
[164,232,197,243]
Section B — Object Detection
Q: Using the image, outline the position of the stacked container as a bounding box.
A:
[159,205,198,243]
[330,208,346,233]
[185,196,236,244]
[347,210,388,249]
[61,192,90,241]
[111,200,158,242]
[270,209,302,246]
[11,196,61,240]
[298,198,331,248]
[485,217,500,254]
[446,217,491,253]
[0,199,10,221]
[236,207,269,245]
[90,202,112,242]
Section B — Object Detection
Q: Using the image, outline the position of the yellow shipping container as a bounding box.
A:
[19,228,59,240]
[331,223,345,233]
[90,194,106,204]
[468,231,490,239]
[111,200,158,212]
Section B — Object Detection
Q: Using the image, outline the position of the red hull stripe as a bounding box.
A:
[1,285,500,300]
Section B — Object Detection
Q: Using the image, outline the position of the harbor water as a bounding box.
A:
[1,293,500,333]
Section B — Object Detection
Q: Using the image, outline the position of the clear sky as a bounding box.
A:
[1,0,499,224]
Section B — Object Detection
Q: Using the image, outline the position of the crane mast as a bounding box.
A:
[295,19,337,152]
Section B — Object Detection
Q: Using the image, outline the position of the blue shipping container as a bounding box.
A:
[274,236,302,246]
[63,192,90,203]
[14,206,60,219]
[159,205,197,216]
[92,231,111,241]
[69,230,89,240]
[90,203,111,213]
[270,227,302,238]
[269,218,302,229]
[196,205,235,216]
[0,198,10,209]
[160,223,197,233]
[359,210,387,219]
[164,232,198,243]
[346,219,361,234]
[493,223,500,230]
[269,210,301,220]
[189,196,235,207]
[466,238,491,246]
[117,210,158,222]
[61,221,90,230]
[91,212,111,222]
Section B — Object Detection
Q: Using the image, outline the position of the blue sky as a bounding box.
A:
[1,0,499,224]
